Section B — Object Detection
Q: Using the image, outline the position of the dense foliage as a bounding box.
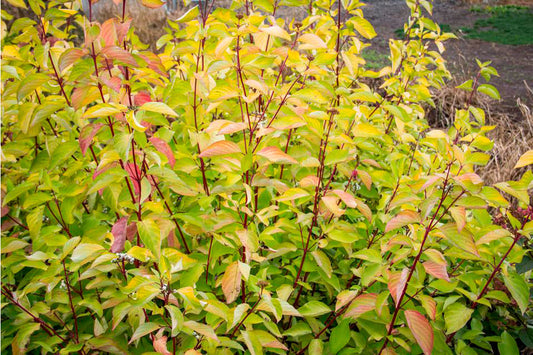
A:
[1,0,532,354]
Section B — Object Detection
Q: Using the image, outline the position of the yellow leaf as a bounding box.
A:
[353,17,377,39]
[126,111,147,132]
[141,0,165,8]
[139,102,178,117]
[514,150,533,168]
[83,103,127,119]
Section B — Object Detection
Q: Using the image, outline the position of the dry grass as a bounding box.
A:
[428,79,533,185]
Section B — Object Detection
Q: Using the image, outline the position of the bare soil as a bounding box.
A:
[364,0,533,118]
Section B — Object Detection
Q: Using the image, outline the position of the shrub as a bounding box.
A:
[1,0,532,354]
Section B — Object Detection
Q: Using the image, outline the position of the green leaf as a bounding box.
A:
[502,271,529,314]
[137,219,162,261]
[71,243,104,264]
[129,322,160,344]
[329,319,351,354]
[444,303,473,334]
[298,301,331,317]
[498,331,519,355]
[17,73,49,101]
[477,84,500,100]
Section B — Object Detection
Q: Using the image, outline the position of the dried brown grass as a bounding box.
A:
[428,79,533,185]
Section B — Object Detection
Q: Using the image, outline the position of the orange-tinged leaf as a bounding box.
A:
[356,169,372,190]
[353,198,373,221]
[257,146,297,164]
[298,33,327,49]
[423,249,446,265]
[72,86,100,110]
[100,18,118,46]
[321,195,345,216]
[199,141,241,158]
[221,261,241,304]
[344,293,377,319]
[335,290,358,312]
[149,137,175,168]
[385,210,420,233]
[218,122,247,135]
[438,223,479,256]
[153,336,171,355]
[331,190,357,208]
[449,206,466,232]
[476,228,512,245]
[299,175,319,188]
[260,25,291,41]
[404,310,433,355]
[59,48,86,72]
[423,261,450,282]
[264,341,288,350]
[388,268,408,307]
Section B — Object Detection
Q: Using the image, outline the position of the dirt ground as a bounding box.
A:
[364,0,533,118]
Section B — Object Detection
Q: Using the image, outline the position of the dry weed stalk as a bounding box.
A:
[428,79,533,185]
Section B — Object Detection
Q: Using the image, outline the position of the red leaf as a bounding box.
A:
[149,137,175,168]
[100,76,122,93]
[100,46,137,67]
[167,228,178,248]
[126,223,137,241]
[388,268,409,307]
[125,163,142,197]
[422,261,450,282]
[115,19,131,44]
[79,123,104,155]
[385,210,421,233]
[404,310,434,355]
[110,216,128,253]
[1,206,9,217]
[134,92,152,106]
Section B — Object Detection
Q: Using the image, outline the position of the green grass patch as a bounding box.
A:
[361,49,389,70]
[461,5,533,45]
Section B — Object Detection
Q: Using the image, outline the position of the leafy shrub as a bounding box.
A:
[1,0,532,354]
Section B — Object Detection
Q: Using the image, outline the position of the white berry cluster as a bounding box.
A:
[111,253,135,264]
